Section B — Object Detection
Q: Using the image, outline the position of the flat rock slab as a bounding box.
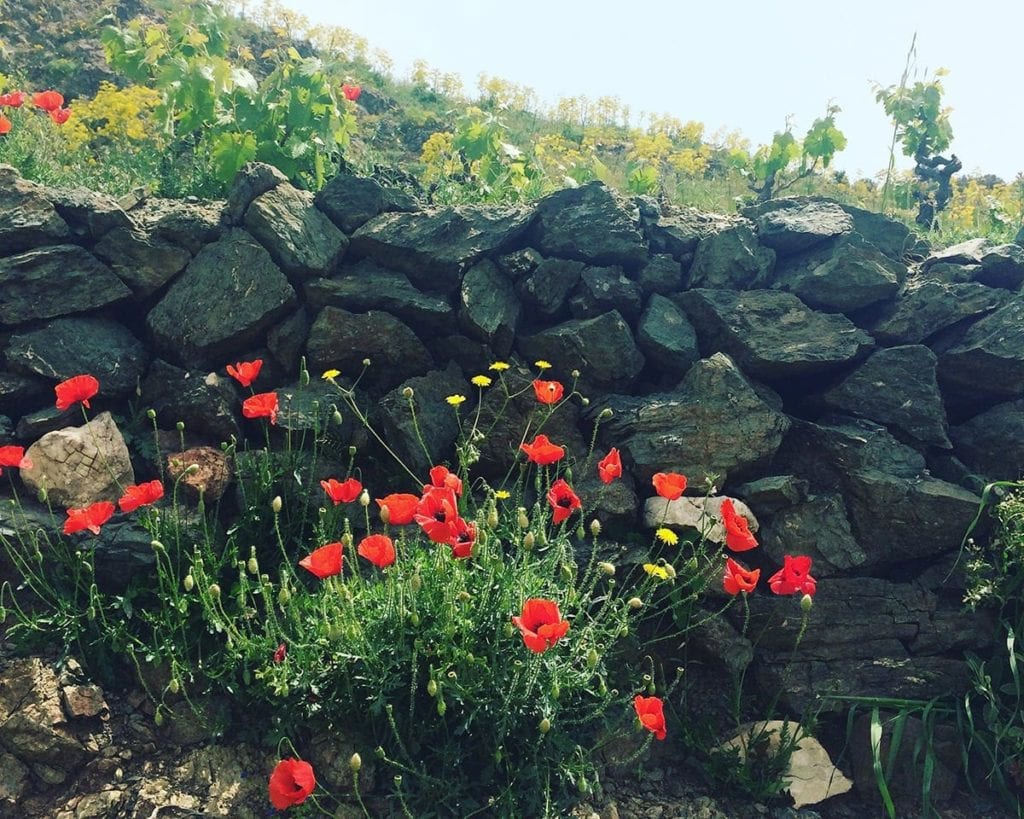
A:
[951,399,1024,482]
[146,229,297,369]
[743,197,854,255]
[0,167,71,253]
[866,279,1010,346]
[676,288,874,381]
[939,296,1024,399]
[93,226,192,297]
[688,222,775,289]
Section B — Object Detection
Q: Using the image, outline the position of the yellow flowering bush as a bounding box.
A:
[62,82,162,152]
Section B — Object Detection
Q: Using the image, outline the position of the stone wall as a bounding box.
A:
[3,162,1024,711]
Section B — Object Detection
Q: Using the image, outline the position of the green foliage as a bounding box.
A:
[874,68,953,161]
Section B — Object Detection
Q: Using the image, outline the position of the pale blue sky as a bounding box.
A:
[285,0,1022,181]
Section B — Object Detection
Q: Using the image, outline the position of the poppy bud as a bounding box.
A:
[37,487,47,503]
[379,505,391,525]
[504,621,515,637]
[619,625,629,637]
[560,564,573,582]
[436,699,446,716]
[599,561,615,576]
[247,556,258,575]
[599,408,613,420]
[402,386,414,399]
[362,358,371,367]
[168,678,180,695]
[551,682,561,699]
[183,574,195,592]
[271,495,282,514]
[486,507,499,529]
[517,508,529,529]
[331,409,343,426]
[359,490,370,507]
[539,717,551,734]
[522,532,535,550]
[628,596,643,609]
[664,563,677,579]
[409,612,420,626]
[151,540,165,552]
[801,593,814,612]
[349,752,362,773]
[571,369,580,378]
[209,583,221,600]
[146,408,157,420]
[154,709,164,727]
[86,605,96,621]
[427,679,438,697]
[300,368,310,387]
[590,519,602,537]
[587,648,599,669]
[581,397,590,406]
[277,587,291,606]
[457,591,470,603]
[577,775,588,794]
[410,573,422,593]
[349,446,358,456]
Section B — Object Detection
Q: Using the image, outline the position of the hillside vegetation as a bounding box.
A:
[0,0,1021,243]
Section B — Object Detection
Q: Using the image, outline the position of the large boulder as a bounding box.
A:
[529,182,647,269]
[641,206,735,260]
[315,172,418,234]
[950,399,1024,482]
[93,226,192,297]
[132,197,224,254]
[4,318,148,400]
[938,296,1024,400]
[866,279,1010,346]
[0,245,131,327]
[458,260,520,356]
[305,306,433,394]
[20,411,134,507]
[687,222,775,289]
[244,183,348,280]
[350,206,533,294]
[0,166,71,253]
[761,492,866,574]
[635,294,700,380]
[742,197,854,255]
[140,360,243,444]
[47,186,131,241]
[515,258,584,319]
[568,265,643,322]
[675,289,874,381]
[146,229,297,368]
[822,345,951,448]
[592,353,791,484]
[977,243,1024,290]
[517,311,644,391]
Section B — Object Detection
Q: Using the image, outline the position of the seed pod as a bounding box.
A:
[486,506,499,529]
[402,386,414,399]
[523,532,535,550]
[277,587,291,606]
[146,408,157,420]
[271,496,283,514]
[427,679,438,697]
[628,596,643,610]
[598,561,616,576]
[590,519,602,537]
[247,557,259,575]
[539,717,551,734]
[208,583,221,600]
[801,593,814,612]
[176,421,185,431]
[587,648,599,669]
[518,508,530,529]
[183,574,195,592]
[349,753,362,773]
[168,678,180,695]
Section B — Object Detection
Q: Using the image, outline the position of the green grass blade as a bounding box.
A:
[871,706,897,819]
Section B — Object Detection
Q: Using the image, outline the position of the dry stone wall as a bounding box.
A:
[3,163,1024,711]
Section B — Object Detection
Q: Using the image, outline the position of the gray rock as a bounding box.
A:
[266,308,310,372]
[47,186,132,240]
[140,360,243,444]
[866,279,1010,346]
[306,306,433,393]
[517,311,644,391]
[21,411,134,507]
[221,161,289,225]
[569,266,643,322]
[315,172,417,233]
[922,237,993,270]
[495,247,543,280]
[305,260,454,335]
[822,345,951,448]
[635,294,699,379]
[950,399,1024,482]
[643,495,758,546]
[93,226,192,297]
[636,253,683,296]
[132,197,224,254]
[375,364,466,476]
[762,492,866,574]
[515,258,584,318]
[0,245,131,327]
[836,201,920,260]
[688,221,775,289]
[592,353,791,484]
[0,372,50,417]
[733,475,809,515]
[458,260,520,356]
[939,296,1024,399]
[773,232,905,313]
[350,205,533,294]
[244,183,348,280]
[919,261,980,284]
[14,406,71,440]
[146,229,297,368]
[743,197,854,254]
[675,289,874,381]
[1016,223,1024,246]
[530,181,647,269]
[0,166,71,253]
[977,243,1024,290]
[4,317,148,399]
[641,206,735,259]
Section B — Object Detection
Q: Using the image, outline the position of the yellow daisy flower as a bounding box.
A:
[321,369,341,380]
[494,490,511,500]
[535,360,553,370]
[446,394,467,406]
[471,375,492,388]
[643,563,671,580]
[489,361,510,371]
[655,527,679,546]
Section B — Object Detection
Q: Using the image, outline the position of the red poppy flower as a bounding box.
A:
[720,498,758,552]
[768,555,817,597]
[376,493,420,525]
[32,90,64,112]
[0,91,25,107]
[448,518,476,559]
[242,391,278,424]
[723,557,760,595]
[652,472,687,500]
[341,83,361,101]
[321,477,362,505]
[512,598,569,653]
[520,434,565,466]
[118,479,164,513]
[55,374,100,412]
[63,501,115,536]
[0,115,10,135]
[358,533,396,568]
[273,643,287,663]
[426,464,462,496]
[299,541,343,579]
[0,445,32,475]
[49,107,71,125]
[414,486,460,543]
[548,478,581,525]
[226,359,263,387]
[268,758,315,810]
[532,379,564,405]
[634,695,667,740]
[598,448,622,484]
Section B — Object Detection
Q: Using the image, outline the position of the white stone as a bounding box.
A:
[642,495,758,544]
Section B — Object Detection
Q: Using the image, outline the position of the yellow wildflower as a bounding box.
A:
[446,395,467,406]
[322,369,341,380]
[489,361,510,371]
[494,490,511,500]
[643,563,671,580]
[535,360,552,370]
[655,527,679,546]
[471,375,492,388]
